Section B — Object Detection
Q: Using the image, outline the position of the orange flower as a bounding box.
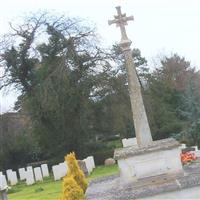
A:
[180,152,197,164]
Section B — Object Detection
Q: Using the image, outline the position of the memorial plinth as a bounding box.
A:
[85,6,188,199]
[107,6,183,183]
[114,138,183,181]
[85,159,200,200]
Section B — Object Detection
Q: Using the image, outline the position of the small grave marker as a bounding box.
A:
[34,167,43,182]
[26,169,35,185]
[18,168,26,181]
[41,164,49,177]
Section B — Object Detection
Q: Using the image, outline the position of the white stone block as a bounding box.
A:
[118,147,183,181]
[52,165,62,181]
[83,158,90,174]
[6,170,18,185]
[191,146,198,151]
[34,167,43,182]
[122,138,138,147]
[59,162,68,177]
[6,169,12,181]
[26,169,35,185]
[0,175,7,190]
[27,166,33,172]
[84,157,93,174]
[134,157,167,178]
[9,171,18,186]
[41,164,49,177]
[88,156,95,169]
[18,168,26,181]
[181,143,186,149]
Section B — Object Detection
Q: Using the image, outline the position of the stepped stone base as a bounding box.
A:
[114,138,183,182]
[85,159,200,200]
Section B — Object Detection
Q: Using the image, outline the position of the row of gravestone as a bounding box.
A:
[0,156,95,189]
[52,156,95,181]
[0,164,49,189]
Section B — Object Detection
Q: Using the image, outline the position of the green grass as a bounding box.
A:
[106,139,122,149]
[88,164,118,180]
[8,165,119,200]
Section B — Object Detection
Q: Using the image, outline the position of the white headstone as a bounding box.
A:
[26,169,35,185]
[84,157,93,174]
[0,172,2,176]
[6,170,18,185]
[34,167,43,182]
[59,162,68,177]
[122,138,137,147]
[191,146,198,151]
[41,164,49,177]
[88,156,95,169]
[9,171,18,186]
[0,175,7,190]
[6,169,12,181]
[18,168,26,181]
[27,166,33,172]
[52,165,62,181]
[181,143,186,149]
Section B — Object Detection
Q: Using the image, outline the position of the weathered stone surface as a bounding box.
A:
[52,165,61,181]
[78,160,89,176]
[0,175,7,190]
[122,137,138,147]
[114,138,179,160]
[6,170,18,186]
[87,156,95,169]
[0,189,7,200]
[33,167,43,182]
[182,147,196,153]
[108,6,152,146]
[18,168,26,181]
[26,169,35,185]
[118,146,183,181]
[58,162,68,177]
[104,158,116,166]
[41,164,49,177]
[85,159,200,200]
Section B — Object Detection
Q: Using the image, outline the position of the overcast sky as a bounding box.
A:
[1,0,200,113]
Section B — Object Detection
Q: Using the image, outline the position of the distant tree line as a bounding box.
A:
[0,12,200,169]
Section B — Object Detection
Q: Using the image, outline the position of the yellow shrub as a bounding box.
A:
[60,175,84,200]
[65,152,88,193]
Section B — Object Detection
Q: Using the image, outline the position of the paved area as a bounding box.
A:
[85,159,200,200]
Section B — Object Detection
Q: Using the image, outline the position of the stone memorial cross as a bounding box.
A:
[108,6,153,146]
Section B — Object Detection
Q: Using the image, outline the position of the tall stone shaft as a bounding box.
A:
[109,6,153,146]
[123,43,152,146]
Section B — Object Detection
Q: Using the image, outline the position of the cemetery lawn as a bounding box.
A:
[8,164,118,200]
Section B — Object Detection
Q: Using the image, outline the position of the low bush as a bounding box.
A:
[60,175,84,200]
[60,152,88,200]
[65,152,88,193]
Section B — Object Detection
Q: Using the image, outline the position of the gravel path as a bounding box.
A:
[85,160,200,200]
